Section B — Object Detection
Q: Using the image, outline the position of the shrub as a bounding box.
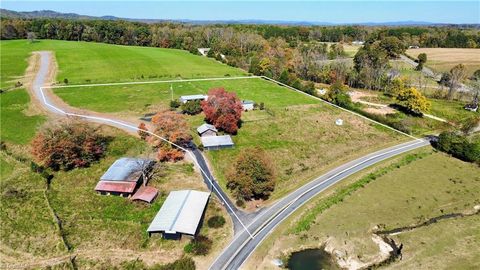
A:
[236,199,245,208]
[395,87,431,115]
[434,132,480,163]
[181,100,202,115]
[170,100,181,109]
[31,120,107,171]
[184,235,212,256]
[227,147,276,200]
[137,123,149,140]
[63,78,69,84]
[207,215,226,228]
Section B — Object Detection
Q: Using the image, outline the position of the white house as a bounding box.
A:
[179,94,208,104]
[242,100,255,111]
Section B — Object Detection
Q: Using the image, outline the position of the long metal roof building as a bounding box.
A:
[201,135,234,150]
[147,190,210,237]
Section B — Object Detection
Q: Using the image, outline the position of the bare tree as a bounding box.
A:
[27,32,36,43]
[448,64,467,99]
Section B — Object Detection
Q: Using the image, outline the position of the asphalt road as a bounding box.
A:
[210,139,430,270]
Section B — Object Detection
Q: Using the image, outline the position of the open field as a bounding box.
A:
[245,150,480,269]
[0,88,46,144]
[52,77,406,202]
[406,48,480,76]
[0,127,232,268]
[0,39,246,88]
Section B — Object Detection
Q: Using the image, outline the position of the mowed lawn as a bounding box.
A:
[406,48,480,76]
[0,39,246,88]
[54,77,406,200]
[247,151,480,269]
[0,89,46,144]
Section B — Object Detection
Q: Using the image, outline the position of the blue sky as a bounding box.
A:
[2,1,479,24]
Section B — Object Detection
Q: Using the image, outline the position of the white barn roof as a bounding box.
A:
[147,190,210,235]
[197,123,217,134]
[201,135,234,148]
[179,95,208,101]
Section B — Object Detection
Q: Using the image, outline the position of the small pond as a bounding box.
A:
[287,248,340,270]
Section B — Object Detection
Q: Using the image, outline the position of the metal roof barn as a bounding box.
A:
[147,190,210,238]
[131,186,159,203]
[95,181,137,194]
[201,135,234,150]
[197,123,218,135]
[179,94,208,103]
[100,157,154,182]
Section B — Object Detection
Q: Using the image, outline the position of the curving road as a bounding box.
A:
[210,139,429,270]
[31,50,430,269]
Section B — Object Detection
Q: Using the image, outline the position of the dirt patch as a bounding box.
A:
[364,106,396,115]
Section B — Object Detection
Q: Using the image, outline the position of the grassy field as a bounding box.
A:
[0,88,46,144]
[406,48,480,76]
[0,39,246,88]
[245,150,480,269]
[0,127,231,268]
[53,77,406,202]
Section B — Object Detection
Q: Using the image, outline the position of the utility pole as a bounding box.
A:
[170,84,173,101]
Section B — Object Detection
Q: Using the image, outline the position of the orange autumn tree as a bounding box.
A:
[137,122,149,140]
[150,110,192,162]
[201,88,243,134]
[31,119,107,171]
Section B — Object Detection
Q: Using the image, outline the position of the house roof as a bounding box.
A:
[179,95,208,101]
[201,135,234,148]
[100,157,154,182]
[131,186,159,203]
[147,190,210,235]
[95,181,137,194]
[197,123,217,134]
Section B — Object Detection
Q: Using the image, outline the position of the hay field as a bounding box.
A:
[406,48,480,76]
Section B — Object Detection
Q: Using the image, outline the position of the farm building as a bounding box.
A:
[147,190,210,239]
[179,94,208,104]
[131,186,159,203]
[242,100,255,111]
[94,157,155,198]
[197,123,218,137]
[201,135,234,150]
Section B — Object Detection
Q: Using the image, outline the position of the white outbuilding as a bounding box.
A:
[179,94,208,104]
[201,135,234,150]
[147,190,210,239]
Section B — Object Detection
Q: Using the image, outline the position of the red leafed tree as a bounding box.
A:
[201,88,243,134]
[150,110,192,162]
[31,120,107,171]
[137,122,149,140]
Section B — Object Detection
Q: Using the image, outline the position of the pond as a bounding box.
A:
[287,248,340,270]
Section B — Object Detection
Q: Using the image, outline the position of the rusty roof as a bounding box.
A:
[95,181,137,194]
[131,186,159,203]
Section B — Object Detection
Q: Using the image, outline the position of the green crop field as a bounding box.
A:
[0,39,246,88]
[246,150,480,269]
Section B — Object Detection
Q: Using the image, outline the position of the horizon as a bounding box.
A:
[2,1,479,24]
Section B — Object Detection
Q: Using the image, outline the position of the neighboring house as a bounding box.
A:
[242,100,255,111]
[94,157,155,199]
[408,45,420,49]
[147,190,210,239]
[197,123,218,137]
[179,94,208,104]
[201,135,234,150]
[198,48,211,56]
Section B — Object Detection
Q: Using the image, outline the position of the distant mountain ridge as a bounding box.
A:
[1,8,477,26]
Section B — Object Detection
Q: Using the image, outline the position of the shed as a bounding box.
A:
[242,100,255,111]
[147,190,210,239]
[95,157,155,197]
[179,94,208,104]
[201,135,234,150]
[131,186,159,203]
[197,48,211,56]
[197,123,218,137]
